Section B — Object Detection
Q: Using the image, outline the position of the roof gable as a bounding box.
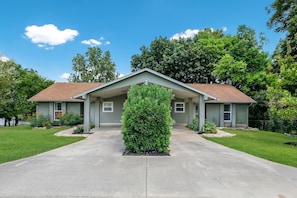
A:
[73,68,216,100]
[29,82,102,102]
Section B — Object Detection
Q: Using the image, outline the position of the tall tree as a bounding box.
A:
[69,47,118,82]
[266,0,297,132]
[0,60,53,126]
[0,60,17,125]
[131,29,228,83]
[266,55,297,132]
[214,25,270,120]
[267,0,297,59]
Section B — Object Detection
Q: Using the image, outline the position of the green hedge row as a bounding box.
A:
[29,112,83,128]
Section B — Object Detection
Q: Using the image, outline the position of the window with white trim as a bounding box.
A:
[54,102,62,120]
[174,102,185,113]
[103,102,113,112]
[224,104,231,122]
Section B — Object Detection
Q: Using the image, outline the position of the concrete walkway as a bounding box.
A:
[0,126,297,197]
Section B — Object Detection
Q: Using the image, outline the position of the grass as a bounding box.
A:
[0,125,85,164]
[204,129,297,168]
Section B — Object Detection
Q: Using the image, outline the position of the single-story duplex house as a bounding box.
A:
[29,68,256,132]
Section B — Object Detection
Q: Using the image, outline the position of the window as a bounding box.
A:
[54,102,62,120]
[103,102,113,112]
[224,104,231,122]
[174,102,185,113]
[195,105,199,117]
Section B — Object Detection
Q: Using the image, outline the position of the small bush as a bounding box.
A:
[51,120,61,126]
[204,120,217,133]
[59,112,83,126]
[28,115,51,128]
[122,84,173,154]
[91,122,95,129]
[187,118,217,133]
[187,117,199,131]
[73,126,84,134]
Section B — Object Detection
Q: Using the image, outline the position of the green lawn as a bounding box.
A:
[0,126,85,164]
[204,129,297,168]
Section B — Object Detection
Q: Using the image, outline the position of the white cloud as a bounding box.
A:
[81,39,102,46]
[25,24,79,49]
[222,27,227,32]
[59,73,70,80]
[171,29,200,40]
[81,37,111,47]
[0,55,9,62]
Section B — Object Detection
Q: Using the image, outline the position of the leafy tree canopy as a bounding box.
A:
[131,29,228,83]
[69,47,118,82]
[267,0,297,58]
[131,25,270,121]
[0,60,53,126]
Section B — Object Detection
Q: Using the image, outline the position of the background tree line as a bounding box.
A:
[130,0,297,132]
[0,60,53,126]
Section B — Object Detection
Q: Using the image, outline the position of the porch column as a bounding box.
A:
[83,94,90,133]
[94,97,100,128]
[246,105,249,128]
[199,95,205,132]
[232,104,236,127]
[188,98,194,126]
[48,102,54,122]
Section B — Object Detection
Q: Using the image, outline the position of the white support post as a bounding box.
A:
[83,94,90,133]
[188,98,193,126]
[94,97,100,128]
[199,95,205,132]
[232,104,236,127]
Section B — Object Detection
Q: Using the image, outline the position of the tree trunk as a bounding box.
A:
[4,117,11,126]
[15,115,19,126]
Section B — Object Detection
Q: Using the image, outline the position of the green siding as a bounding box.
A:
[66,103,81,115]
[236,104,248,126]
[171,100,189,124]
[206,104,220,126]
[37,103,50,117]
[37,102,83,122]
[100,94,127,123]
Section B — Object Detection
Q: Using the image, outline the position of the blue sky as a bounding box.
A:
[0,0,283,82]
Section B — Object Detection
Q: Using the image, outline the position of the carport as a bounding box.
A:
[73,68,216,132]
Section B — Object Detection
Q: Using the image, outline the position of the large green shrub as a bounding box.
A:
[122,84,173,154]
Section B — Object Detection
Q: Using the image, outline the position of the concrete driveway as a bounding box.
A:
[0,126,297,198]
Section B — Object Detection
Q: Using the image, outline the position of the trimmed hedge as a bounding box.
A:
[122,84,173,154]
